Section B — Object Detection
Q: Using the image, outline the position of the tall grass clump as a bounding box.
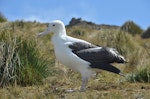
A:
[71,29,85,36]
[0,12,7,22]
[0,30,51,87]
[121,21,143,36]
[127,65,150,83]
[141,26,150,39]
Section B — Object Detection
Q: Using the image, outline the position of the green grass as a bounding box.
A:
[0,20,150,98]
[121,21,143,36]
[0,25,52,87]
[0,73,150,99]
[127,65,150,83]
[0,12,7,22]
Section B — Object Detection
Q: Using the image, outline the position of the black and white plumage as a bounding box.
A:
[38,20,127,91]
[69,42,126,74]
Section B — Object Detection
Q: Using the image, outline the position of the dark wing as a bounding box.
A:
[75,47,125,74]
[68,42,126,75]
[76,47,124,63]
[92,63,121,74]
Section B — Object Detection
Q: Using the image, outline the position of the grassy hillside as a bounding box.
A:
[0,20,150,99]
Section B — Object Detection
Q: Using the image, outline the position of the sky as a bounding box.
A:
[0,0,149,29]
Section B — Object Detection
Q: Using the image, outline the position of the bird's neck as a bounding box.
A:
[52,29,67,44]
[54,28,67,37]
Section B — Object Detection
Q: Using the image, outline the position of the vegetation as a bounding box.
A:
[71,29,86,36]
[121,21,143,36]
[0,21,52,87]
[0,12,7,22]
[127,66,150,83]
[141,26,150,38]
[0,18,150,98]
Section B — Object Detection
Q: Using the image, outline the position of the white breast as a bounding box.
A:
[52,36,90,72]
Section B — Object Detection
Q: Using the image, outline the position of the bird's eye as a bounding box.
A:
[52,24,55,26]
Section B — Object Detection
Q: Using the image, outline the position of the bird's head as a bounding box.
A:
[38,20,66,37]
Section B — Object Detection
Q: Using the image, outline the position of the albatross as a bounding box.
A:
[38,20,127,91]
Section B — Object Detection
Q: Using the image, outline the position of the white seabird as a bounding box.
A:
[38,20,127,91]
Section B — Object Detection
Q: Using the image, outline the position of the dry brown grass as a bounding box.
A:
[1,70,150,99]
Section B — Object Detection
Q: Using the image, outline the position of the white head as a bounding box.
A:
[38,20,66,37]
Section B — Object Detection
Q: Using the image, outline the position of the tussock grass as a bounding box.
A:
[0,12,7,22]
[127,65,150,83]
[142,26,150,38]
[0,25,52,87]
[121,21,143,36]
